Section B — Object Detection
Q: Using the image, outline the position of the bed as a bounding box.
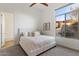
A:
[19,35,56,56]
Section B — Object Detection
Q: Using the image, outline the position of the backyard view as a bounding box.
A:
[56,8,79,39]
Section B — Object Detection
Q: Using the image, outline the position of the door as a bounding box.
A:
[3,12,14,47]
[0,12,14,48]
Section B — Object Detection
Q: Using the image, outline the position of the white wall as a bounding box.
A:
[14,11,41,44]
[14,13,38,32]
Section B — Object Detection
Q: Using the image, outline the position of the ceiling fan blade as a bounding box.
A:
[40,3,48,7]
[29,3,48,7]
[29,3,36,7]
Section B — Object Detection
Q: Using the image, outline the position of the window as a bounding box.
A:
[56,4,79,39]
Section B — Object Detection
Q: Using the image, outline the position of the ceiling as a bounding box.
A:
[0,3,67,13]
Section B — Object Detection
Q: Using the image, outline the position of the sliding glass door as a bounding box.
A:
[56,4,79,39]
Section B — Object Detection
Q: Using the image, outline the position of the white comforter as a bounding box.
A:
[19,35,56,56]
[29,36,55,47]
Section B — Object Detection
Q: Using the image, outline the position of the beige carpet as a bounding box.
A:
[0,45,79,56]
[0,45,26,56]
[40,46,79,56]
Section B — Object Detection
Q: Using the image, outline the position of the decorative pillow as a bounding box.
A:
[31,32,35,37]
[28,32,35,37]
[23,31,40,37]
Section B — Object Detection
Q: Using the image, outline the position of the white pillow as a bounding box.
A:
[23,32,28,37]
[34,31,40,36]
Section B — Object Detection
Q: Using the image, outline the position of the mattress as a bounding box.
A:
[19,35,56,56]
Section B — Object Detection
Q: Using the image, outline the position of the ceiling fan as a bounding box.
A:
[29,3,48,7]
